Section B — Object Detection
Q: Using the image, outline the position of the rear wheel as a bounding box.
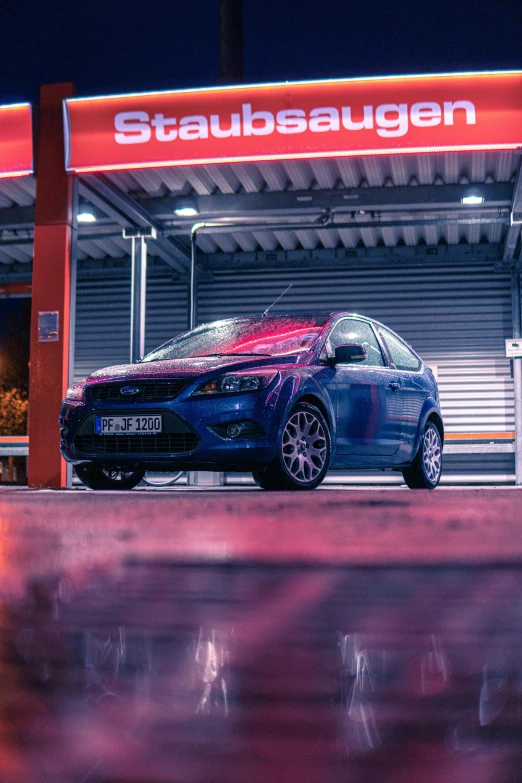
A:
[402,422,442,490]
[74,464,145,490]
[252,402,330,490]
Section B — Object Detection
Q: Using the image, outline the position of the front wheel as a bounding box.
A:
[252,402,331,490]
[74,464,145,490]
[402,422,442,490]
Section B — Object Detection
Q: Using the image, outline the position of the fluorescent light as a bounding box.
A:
[77,211,97,223]
[174,206,198,217]
[461,194,484,205]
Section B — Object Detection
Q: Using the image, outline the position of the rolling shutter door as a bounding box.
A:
[74,270,188,381]
[75,257,515,480]
[197,258,515,480]
[197,259,514,436]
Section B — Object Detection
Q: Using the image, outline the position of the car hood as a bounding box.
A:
[87,353,302,384]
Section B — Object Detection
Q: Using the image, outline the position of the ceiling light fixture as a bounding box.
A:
[174,206,199,217]
[77,211,97,223]
[461,194,484,205]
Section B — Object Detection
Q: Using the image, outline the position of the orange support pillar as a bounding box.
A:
[28,83,77,488]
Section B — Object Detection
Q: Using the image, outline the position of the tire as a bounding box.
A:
[252,402,331,490]
[74,464,145,490]
[402,421,442,490]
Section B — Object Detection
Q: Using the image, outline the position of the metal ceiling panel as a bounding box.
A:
[359,157,385,187]
[336,158,360,188]
[104,170,136,193]
[92,237,127,258]
[0,177,36,207]
[281,160,314,191]
[0,152,516,269]
[0,175,36,208]
[0,191,14,209]
[159,167,192,195]
[252,231,278,251]
[93,151,519,204]
[232,232,258,252]
[204,164,240,194]
[213,233,239,253]
[273,230,298,250]
[337,228,357,248]
[195,234,219,253]
[0,245,32,264]
[182,166,216,196]
[309,159,338,189]
[230,163,266,192]
[316,228,338,249]
[389,156,410,187]
[294,229,317,250]
[78,239,108,260]
[128,167,167,197]
[381,226,398,247]
[487,223,504,243]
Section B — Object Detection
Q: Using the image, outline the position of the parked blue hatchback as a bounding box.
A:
[60,312,443,490]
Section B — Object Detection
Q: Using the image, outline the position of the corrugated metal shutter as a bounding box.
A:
[75,256,515,480]
[197,259,514,439]
[74,269,188,381]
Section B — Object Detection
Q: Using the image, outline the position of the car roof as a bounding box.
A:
[229,311,371,321]
[240,312,422,359]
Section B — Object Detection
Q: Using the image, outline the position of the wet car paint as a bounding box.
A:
[59,313,442,473]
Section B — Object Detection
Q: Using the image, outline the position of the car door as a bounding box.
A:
[377,326,429,451]
[322,318,402,461]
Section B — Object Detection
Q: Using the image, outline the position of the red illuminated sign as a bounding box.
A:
[0,103,32,177]
[64,72,522,173]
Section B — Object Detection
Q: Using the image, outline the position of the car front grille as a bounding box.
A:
[74,433,199,456]
[88,379,189,402]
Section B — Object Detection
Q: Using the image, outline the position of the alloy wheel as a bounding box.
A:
[422,426,442,484]
[281,410,328,484]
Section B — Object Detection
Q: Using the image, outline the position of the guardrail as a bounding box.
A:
[0,436,29,456]
[443,432,515,454]
[0,433,515,458]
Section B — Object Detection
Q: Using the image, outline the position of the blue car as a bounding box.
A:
[60,312,443,491]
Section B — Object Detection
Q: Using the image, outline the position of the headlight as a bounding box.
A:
[64,380,86,402]
[193,370,279,396]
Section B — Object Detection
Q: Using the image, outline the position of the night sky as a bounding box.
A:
[0,0,521,104]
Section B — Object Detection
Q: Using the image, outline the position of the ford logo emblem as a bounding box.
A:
[120,386,140,395]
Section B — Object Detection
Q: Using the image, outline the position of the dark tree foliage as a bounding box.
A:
[0,299,31,435]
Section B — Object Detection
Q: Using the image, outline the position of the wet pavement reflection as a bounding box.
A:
[2,488,522,782]
[3,559,522,782]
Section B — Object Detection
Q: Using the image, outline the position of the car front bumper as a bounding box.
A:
[59,388,283,470]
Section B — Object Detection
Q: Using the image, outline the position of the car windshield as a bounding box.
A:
[142,315,329,362]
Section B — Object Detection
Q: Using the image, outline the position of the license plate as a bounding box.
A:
[95,415,162,435]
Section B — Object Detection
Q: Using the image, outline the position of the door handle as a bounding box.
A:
[388,381,401,391]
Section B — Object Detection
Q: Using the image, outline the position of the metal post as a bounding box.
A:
[512,271,522,485]
[129,235,148,362]
[129,236,137,361]
[28,82,76,488]
[220,0,243,83]
[190,229,198,330]
[66,178,79,489]
[188,226,224,487]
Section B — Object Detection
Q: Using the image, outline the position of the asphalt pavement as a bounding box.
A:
[1,487,522,783]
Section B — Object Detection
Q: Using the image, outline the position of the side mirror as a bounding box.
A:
[332,343,367,364]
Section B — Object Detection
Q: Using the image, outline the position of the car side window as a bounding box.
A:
[379,328,421,371]
[327,319,385,367]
